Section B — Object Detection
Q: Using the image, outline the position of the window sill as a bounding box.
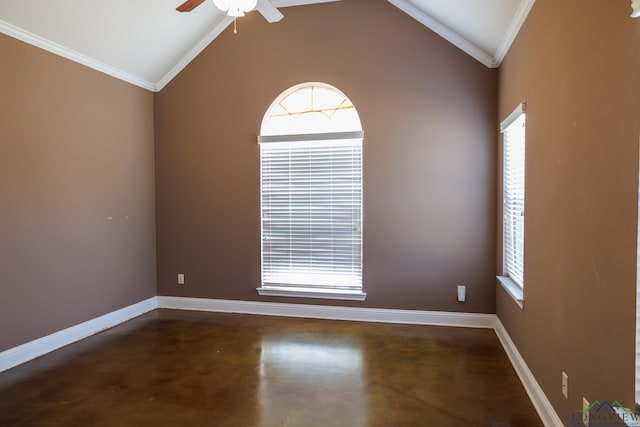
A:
[256,286,367,301]
[497,276,524,309]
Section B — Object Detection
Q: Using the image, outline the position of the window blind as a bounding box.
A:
[260,135,363,291]
[502,109,526,288]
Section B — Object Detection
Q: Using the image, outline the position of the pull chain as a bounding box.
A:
[234,17,237,34]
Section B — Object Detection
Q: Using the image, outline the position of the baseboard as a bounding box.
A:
[157,296,496,328]
[0,294,561,427]
[494,318,563,427]
[0,297,157,373]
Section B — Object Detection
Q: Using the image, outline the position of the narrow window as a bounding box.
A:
[498,103,526,303]
[257,83,365,301]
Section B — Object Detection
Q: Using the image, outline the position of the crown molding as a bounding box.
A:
[633,0,640,17]
[387,0,498,68]
[1,0,543,91]
[0,19,155,92]
[494,0,535,65]
[155,16,233,92]
[155,1,342,91]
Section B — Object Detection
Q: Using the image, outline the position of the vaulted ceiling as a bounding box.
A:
[0,0,534,92]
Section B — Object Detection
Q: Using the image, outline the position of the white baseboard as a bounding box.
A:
[157,296,496,328]
[494,318,563,427]
[0,294,561,427]
[0,297,157,373]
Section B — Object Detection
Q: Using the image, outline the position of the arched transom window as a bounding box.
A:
[260,83,362,136]
[257,83,365,300]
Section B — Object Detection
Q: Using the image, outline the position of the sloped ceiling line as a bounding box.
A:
[155,16,233,91]
[0,19,156,91]
[494,0,536,64]
[1,0,538,92]
[387,0,497,68]
[388,0,536,69]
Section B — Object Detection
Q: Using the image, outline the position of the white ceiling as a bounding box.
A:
[391,0,534,67]
[0,0,534,92]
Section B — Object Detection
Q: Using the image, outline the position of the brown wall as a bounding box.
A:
[155,0,498,312]
[497,0,640,422]
[3,0,638,418]
[0,34,157,352]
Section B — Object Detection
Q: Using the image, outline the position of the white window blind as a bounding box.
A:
[501,105,526,288]
[259,134,363,291]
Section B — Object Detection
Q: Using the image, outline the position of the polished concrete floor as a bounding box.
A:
[0,309,542,426]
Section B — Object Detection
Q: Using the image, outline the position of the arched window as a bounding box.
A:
[257,83,365,300]
[260,83,362,136]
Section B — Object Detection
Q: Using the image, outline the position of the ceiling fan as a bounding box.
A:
[176,0,335,24]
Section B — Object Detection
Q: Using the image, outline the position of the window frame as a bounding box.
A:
[256,83,366,301]
[497,103,526,307]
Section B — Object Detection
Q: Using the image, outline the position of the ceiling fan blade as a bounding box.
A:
[176,0,206,12]
[256,0,284,23]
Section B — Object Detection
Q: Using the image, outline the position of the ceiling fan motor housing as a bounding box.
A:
[214,0,258,14]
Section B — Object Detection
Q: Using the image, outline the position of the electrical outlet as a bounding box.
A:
[562,372,568,398]
[457,285,466,302]
[177,273,185,285]
[582,397,590,426]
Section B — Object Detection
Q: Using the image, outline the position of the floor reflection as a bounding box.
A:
[259,335,368,427]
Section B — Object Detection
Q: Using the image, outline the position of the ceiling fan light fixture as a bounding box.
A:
[213,0,257,14]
